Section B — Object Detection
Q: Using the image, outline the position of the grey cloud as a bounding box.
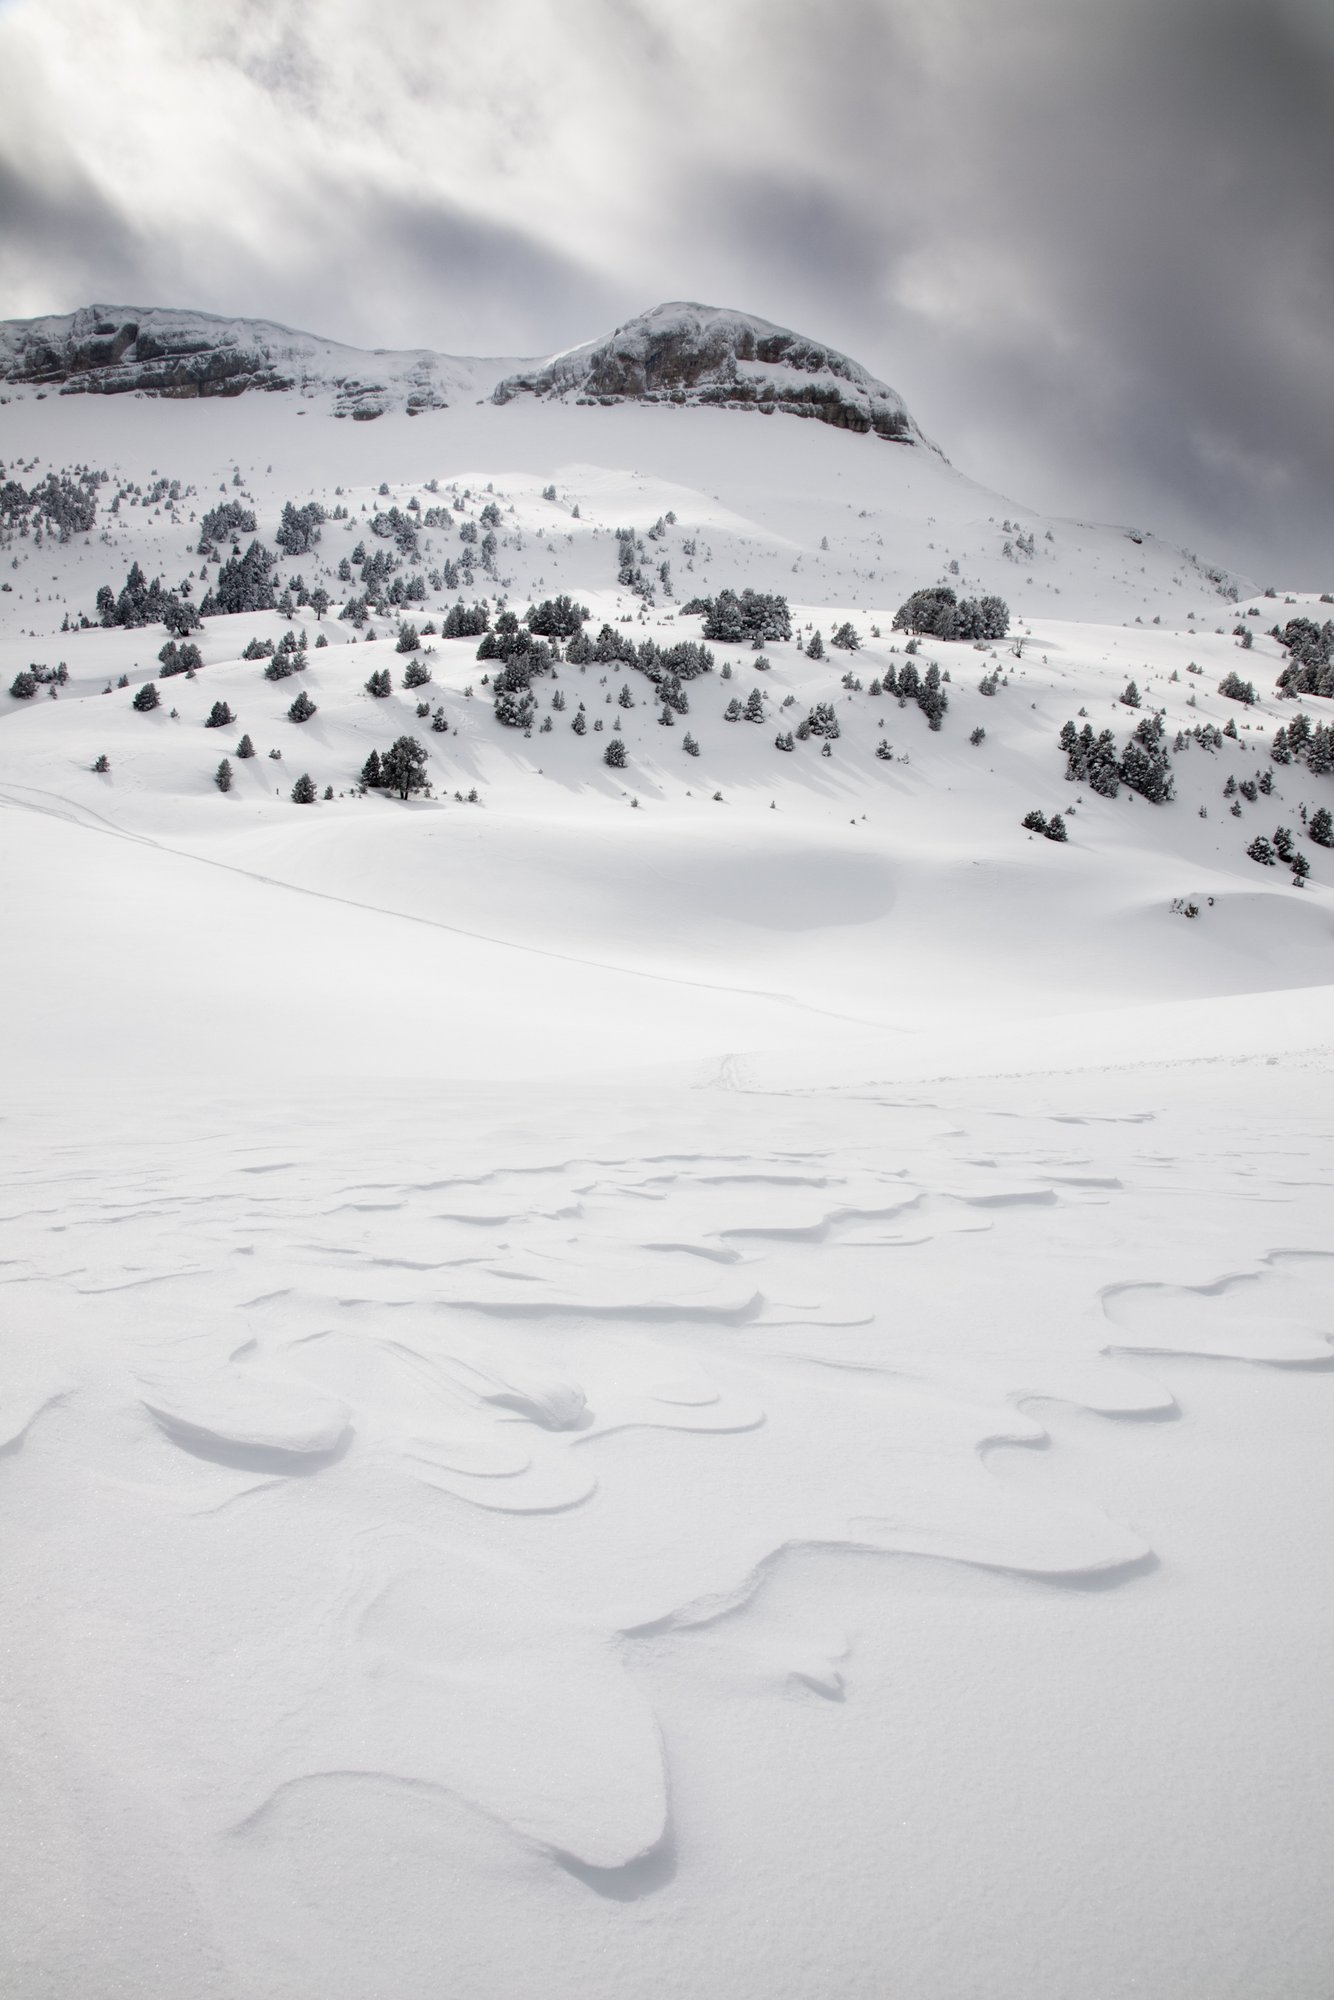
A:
[0,0,1329,581]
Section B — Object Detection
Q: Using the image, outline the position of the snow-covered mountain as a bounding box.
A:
[0,299,934,445]
[491,300,932,446]
[2,295,1332,2000]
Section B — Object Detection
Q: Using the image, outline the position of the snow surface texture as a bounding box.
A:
[2,308,1332,2000]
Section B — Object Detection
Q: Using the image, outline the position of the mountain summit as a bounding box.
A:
[492,301,932,449]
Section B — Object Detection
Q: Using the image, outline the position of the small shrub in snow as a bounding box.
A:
[92,753,110,772]
[970,726,986,745]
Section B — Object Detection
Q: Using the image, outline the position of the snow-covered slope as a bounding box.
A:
[2,303,1332,2000]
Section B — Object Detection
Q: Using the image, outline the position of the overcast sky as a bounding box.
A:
[1,0,1330,583]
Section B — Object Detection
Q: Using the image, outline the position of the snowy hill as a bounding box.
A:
[491,300,932,446]
[2,299,1333,2000]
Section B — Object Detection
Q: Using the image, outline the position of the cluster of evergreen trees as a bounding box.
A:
[526,595,587,638]
[1270,712,1334,774]
[1274,617,1334,698]
[158,638,203,676]
[199,541,276,617]
[196,500,255,556]
[9,661,69,699]
[878,659,948,728]
[1246,827,1311,880]
[0,465,102,540]
[360,737,430,798]
[441,600,490,638]
[613,526,655,600]
[276,499,326,556]
[96,561,200,635]
[682,589,792,644]
[262,629,308,680]
[892,585,1009,641]
[1060,713,1175,802]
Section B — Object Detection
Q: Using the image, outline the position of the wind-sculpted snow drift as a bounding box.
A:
[1,295,1332,2000]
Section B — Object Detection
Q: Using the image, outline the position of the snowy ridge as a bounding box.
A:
[492,301,933,447]
[0,303,510,418]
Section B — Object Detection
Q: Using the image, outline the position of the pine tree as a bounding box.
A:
[806,630,825,660]
[288,689,317,723]
[205,699,234,728]
[9,670,37,700]
[1022,808,1048,832]
[1246,835,1276,865]
[366,668,392,698]
[744,688,765,722]
[572,708,587,735]
[830,622,861,651]
[1045,814,1069,842]
[1122,681,1141,707]
[403,659,432,689]
[236,733,255,759]
[683,732,700,756]
[92,753,110,772]
[291,772,316,804]
[604,738,627,768]
[215,758,233,792]
[1308,806,1333,847]
[131,681,160,712]
[380,735,429,799]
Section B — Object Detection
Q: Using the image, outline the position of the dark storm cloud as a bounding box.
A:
[0,0,1329,580]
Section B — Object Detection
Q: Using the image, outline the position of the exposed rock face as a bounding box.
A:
[492,301,934,450]
[0,305,469,416]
